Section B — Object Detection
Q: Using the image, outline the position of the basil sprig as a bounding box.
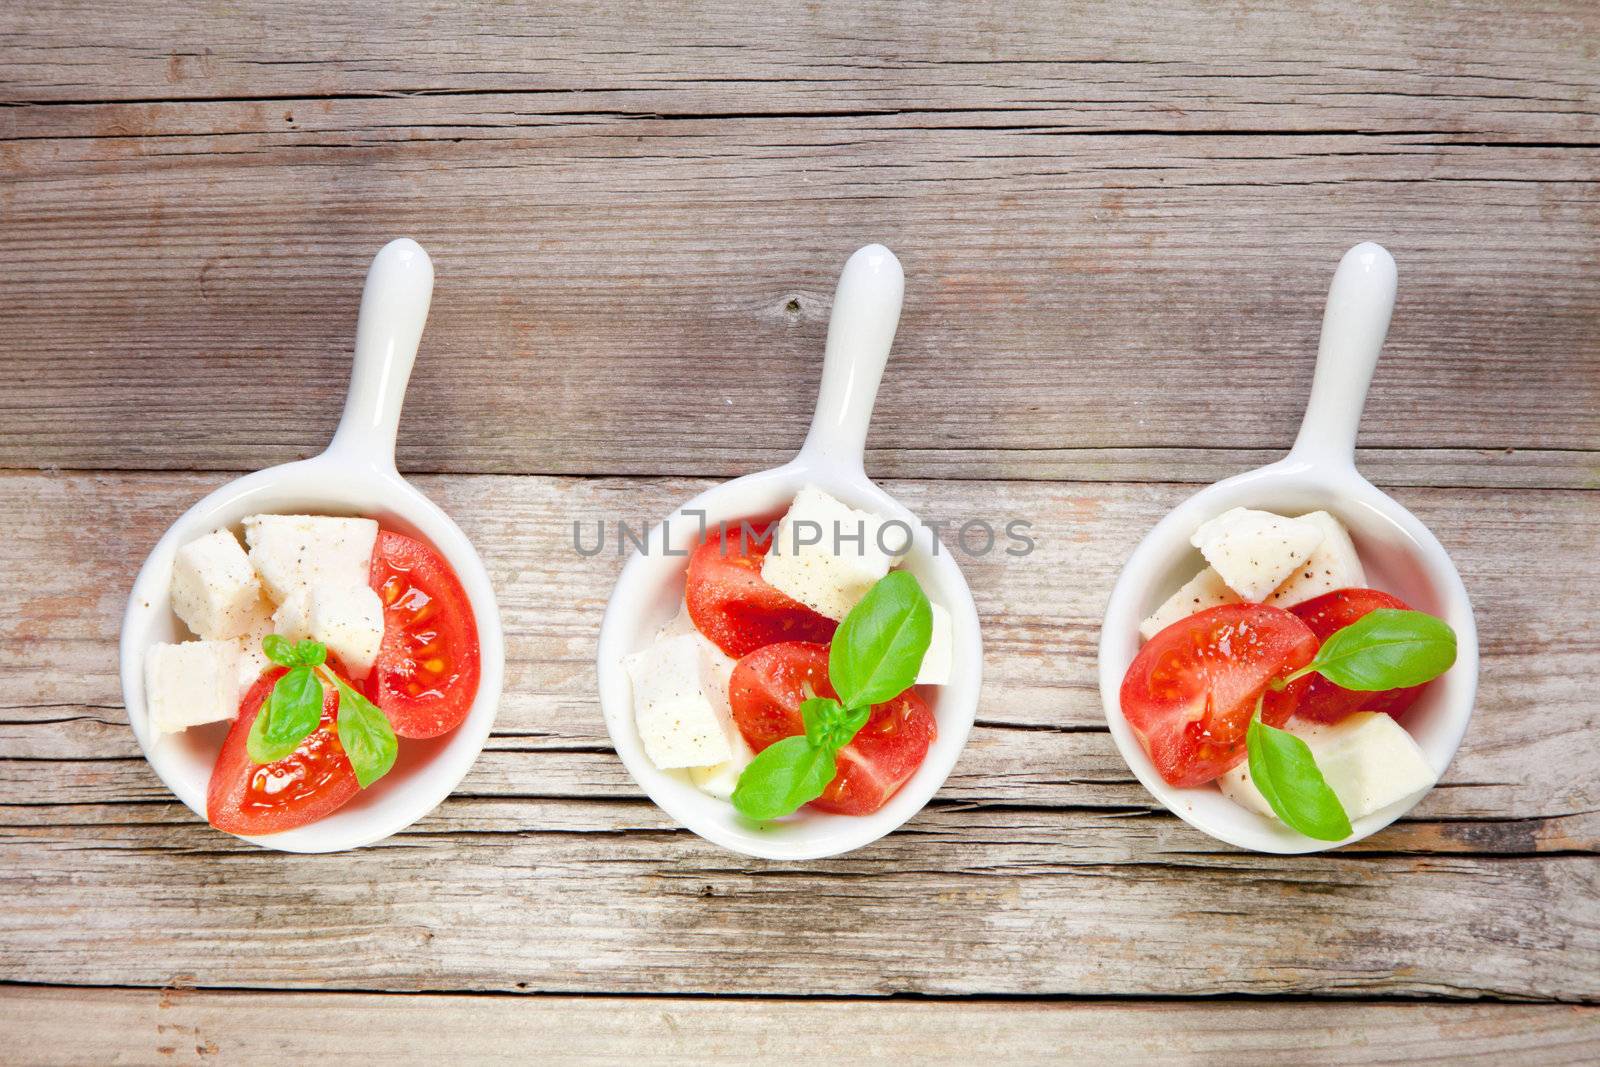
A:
[1282,609,1457,691]
[329,674,398,788]
[1247,608,1456,838]
[1246,707,1352,841]
[732,573,933,821]
[245,634,397,789]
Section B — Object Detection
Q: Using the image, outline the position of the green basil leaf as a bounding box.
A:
[828,571,933,708]
[261,633,297,668]
[330,675,397,789]
[801,697,845,748]
[292,639,328,668]
[246,665,323,764]
[801,697,874,752]
[1246,717,1353,841]
[731,736,837,821]
[838,703,870,739]
[1310,609,1457,691]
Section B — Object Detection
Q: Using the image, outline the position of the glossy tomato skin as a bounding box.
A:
[207,666,359,836]
[1121,604,1318,787]
[685,524,838,659]
[728,641,936,816]
[1291,588,1427,723]
[366,530,481,739]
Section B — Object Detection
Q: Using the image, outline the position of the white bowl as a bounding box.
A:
[596,245,983,860]
[1098,243,1479,854]
[119,239,506,853]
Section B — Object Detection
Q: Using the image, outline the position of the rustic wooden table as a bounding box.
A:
[3,2,1598,1062]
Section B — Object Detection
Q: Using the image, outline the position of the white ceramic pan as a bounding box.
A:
[1099,242,1478,853]
[596,244,983,860]
[120,239,505,853]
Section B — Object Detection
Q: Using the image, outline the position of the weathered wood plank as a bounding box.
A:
[1,800,1596,998]
[2,0,1596,143]
[2,113,1597,477]
[4,986,1599,1066]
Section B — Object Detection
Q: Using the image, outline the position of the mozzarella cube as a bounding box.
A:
[243,514,378,603]
[915,601,954,685]
[656,603,698,641]
[228,593,277,690]
[1191,507,1324,602]
[1139,567,1242,640]
[761,485,903,621]
[272,584,384,679]
[1263,511,1367,609]
[170,530,266,639]
[689,731,756,801]
[626,633,741,769]
[144,641,244,736]
[271,586,314,643]
[1217,753,1279,819]
[1219,713,1437,823]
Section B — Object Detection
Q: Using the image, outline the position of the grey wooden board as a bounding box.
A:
[3,986,1600,1066]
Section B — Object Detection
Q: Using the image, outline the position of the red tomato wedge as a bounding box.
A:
[366,530,481,739]
[1121,604,1318,787]
[207,666,359,836]
[685,524,838,659]
[1291,588,1427,723]
[728,641,936,816]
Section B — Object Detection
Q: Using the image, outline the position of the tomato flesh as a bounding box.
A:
[207,666,359,836]
[685,524,838,659]
[1291,588,1427,723]
[366,530,481,739]
[1121,604,1318,787]
[728,641,935,816]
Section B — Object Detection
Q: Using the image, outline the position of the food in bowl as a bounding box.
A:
[1118,506,1457,842]
[623,485,952,820]
[143,514,481,835]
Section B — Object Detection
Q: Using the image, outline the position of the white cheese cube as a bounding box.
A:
[1139,567,1242,640]
[243,514,378,603]
[760,485,902,621]
[689,731,756,800]
[626,633,740,770]
[144,640,244,736]
[170,530,266,639]
[1219,713,1437,823]
[656,603,698,641]
[228,593,277,690]
[271,584,384,680]
[1263,511,1367,609]
[915,601,954,685]
[1217,753,1279,819]
[271,586,314,643]
[1191,507,1324,602]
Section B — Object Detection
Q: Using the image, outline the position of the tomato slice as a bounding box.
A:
[1121,604,1318,787]
[207,666,359,836]
[1291,588,1427,723]
[366,529,481,739]
[685,524,838,659]
[728,641,936,816]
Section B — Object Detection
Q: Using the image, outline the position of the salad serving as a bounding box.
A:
[144,513,481,836]
[1119,505,1458,842]
[624,485,953,821]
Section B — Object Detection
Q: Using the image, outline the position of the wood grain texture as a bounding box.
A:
[2,112,1597,480]
[4,986,1600,1066]
[3,1,1597,141]
[1,472,1595,999]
